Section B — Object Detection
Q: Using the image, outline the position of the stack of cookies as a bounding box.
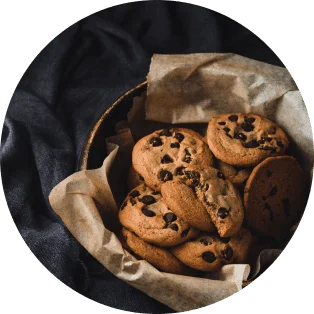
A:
[118,113,306,275]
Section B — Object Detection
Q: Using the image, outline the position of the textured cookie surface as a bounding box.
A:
[132,128,214,190]
[207,113,289,167]
[127,166,144,191]
[228,228,254,263]
[121,228,193,275]
[173,165,244,237]
[170,228,252,272]
[217,160,251,190]
[119,184,199,246]
[244,156,305,238]
[161,180,216,232]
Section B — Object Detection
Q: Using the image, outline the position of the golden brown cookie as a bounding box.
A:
[244,156,305,238]
[170,228,253,272]
[228,228,254,263]
[161,180,216,232]
[119,184,199,246]
[132,128,214,190]
[207,113,289,167]
[171,165,244,237]
[217,160,251,190]
[121,228,194,275]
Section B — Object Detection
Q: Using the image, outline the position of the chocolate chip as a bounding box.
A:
[219,237,231,243]
[169,224,179,231]
[163,213,177,223]
[141,206,156,217]
[183,149,192,163]
[181,228,190,237]
[218,121,226,125]
[130,199,136,205]
[203,183,209,191]
[170,142,180,148]
[184,148,191,156]
[260,146,276,153]
[175,167,186,176]
[244,117,255,123]
[184,170,200,180]
[241,122,255,132]
[150,137,162,147]
[217,207,229,219]
[202,251,216,263]
[160,129,172,136]
[262,136,272,142]
[174,132,185,142]
[223,127,230,133]
[221,246,233,261]
[161,154,174,164]
[269,186,278,197]
[267,170,272,177]
[217,171,225,180]
[200,237,213,245]
[243,139,259,148]
[277,141,284,148]
[159,170,173,182]
[226,133,233,139]
[265,202,274,221]
[282,198,290,216]
[191,179,200,187]
[140,195,156,205]
[228,115,238,122]
[129,190,140,198]
[234,132,247,141]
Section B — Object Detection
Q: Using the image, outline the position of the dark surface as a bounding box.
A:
[0,1,283,313]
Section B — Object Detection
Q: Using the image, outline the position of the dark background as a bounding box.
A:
[0,1,283,313]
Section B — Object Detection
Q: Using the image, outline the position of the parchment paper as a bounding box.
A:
[49,53,313,312]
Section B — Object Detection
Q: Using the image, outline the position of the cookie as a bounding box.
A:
[119,184,199,246]
[217,160,251,190]
[172,165,244,237]
[170,228,252,272]
[207,113,289,167]
[132,128,214,190]
[121,228,193,275]
[127,166,144,191]
[228,228,254,263]
[244,156,305,238]
[161,180,216,232]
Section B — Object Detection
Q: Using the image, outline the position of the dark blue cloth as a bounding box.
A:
[0,1,282,313]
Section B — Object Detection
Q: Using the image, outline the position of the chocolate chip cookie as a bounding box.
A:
[121,228,194,275]
[132,128,214,190]
[207,113,289,167]
[217,160,251,191]
[119,184,199,246]
[244,156,305,238]
[161,180,216,232]
[228,228,254,263]
[170,228,252,271]
[127,166,144,191]
[171,165,244,237]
